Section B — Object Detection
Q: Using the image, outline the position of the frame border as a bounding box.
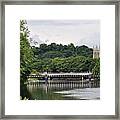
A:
[0,0,119,119]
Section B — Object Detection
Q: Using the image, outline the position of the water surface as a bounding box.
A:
[27,84,100,100]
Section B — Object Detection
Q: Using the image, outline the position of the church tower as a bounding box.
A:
[93,46,100,59]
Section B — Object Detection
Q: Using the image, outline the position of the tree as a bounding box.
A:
[92,58,100,75]
[20,20,33,99]
[32,43,93,59]
[76,45,93,58]
[42,51,64,58]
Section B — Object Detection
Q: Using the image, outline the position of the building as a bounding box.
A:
[93,46,100,59]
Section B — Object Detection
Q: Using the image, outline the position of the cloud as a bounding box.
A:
[29,34,44,46]
[27,20,100,47]
[76,32,100,48]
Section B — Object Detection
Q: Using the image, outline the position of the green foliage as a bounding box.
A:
[31,56,99,74]
[31,43,99,75]
[32,43,93,59]
[20,20,33,99]
[42,51,64,58]
[76,45,93,58]
[92,58,100,75]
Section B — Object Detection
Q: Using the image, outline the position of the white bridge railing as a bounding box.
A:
[26,72,100,88]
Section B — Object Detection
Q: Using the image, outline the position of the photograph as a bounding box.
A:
[1,1,118,118]
[20,20,100,100]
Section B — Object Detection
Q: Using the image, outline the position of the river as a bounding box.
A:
[27,84,100,100]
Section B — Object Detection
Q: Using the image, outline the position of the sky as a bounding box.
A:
[27,20,100,48]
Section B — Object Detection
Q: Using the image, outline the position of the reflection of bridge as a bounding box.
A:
[27,72,100,88]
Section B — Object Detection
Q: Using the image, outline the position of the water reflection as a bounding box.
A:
[27,83,100,100]
[27,84,71,100]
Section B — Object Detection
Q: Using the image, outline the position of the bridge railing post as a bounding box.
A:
[82,76,84,88]
[89,75,92,88]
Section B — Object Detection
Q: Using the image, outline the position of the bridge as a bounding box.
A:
[27,72,100,88]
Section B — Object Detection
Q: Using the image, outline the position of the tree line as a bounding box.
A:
[32,56,99,74]
[32,43,93,59]
[31,39,99,74]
